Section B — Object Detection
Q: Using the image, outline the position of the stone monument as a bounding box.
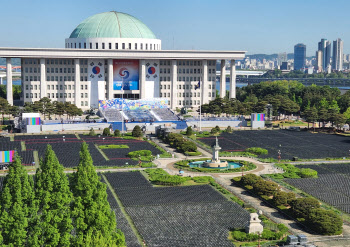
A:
[245,213,263,234]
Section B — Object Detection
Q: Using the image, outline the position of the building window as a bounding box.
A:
[85,101,88,106]
[85,85,87,90]
[135,43,137,49]
[146,44,148,50]
[68,93,71,98]
[96,43,98,49]
[64,93,67,98]
[81,93,84,98]
[122,43,125,49]
[52,93,54,98]
[85,93,88,98]
[90,43,92,49]
[109,43,111,49]
[60,93,63,98]
[30,93,33,98]
[26,93,29,98]
[102,43,105,49]
[141,43,143,50]
[81,85,83,90]
[81,102,84,106]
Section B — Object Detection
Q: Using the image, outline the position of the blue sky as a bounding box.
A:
[1,0,349,56]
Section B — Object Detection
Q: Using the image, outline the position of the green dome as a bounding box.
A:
[69,11,156,39]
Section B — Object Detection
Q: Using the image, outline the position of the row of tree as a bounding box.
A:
[201,81,350,127]
[0,97,84,124]
[240,174,342,235]
[259,69,350,79]
[0,143,125,246]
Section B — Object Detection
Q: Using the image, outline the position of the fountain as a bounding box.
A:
[188,137,241,169]
[202,136,228,168]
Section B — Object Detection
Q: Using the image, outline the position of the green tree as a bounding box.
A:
[89,128,96,136]
[0,154,34,246]
[241,174,263,187]
[29,145,73,246]
[272,191,295,206]
[0,98,10,124]
[307,208,343,235]
[290,197,320,218]
[302,106,318,129]
[114,129,121,137]
[226,126,232,133]
[253,180,279,196]
[181,141,197,152]
[132,125,142,137]
[70,143,125,246]
[103,128,111,136]
[185,126,193,136]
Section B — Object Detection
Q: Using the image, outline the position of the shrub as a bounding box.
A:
[299,168,318,178]
[192,176,214,183]
[253,180,280,196]
[114,129,121,137]
[246,147,268,155]
[211,125,221,134]
[290,197,320,218]
[272,191,296,206]
[89,128,96,136]
[185,151,201,156]
[240,174,263,187]
[186,126,193,136]
[99,145,129,149]
[226,126,232,133]
[181,141,197,152]
[307,208,343,235]
[132,125,142,137]
[128,150,152,158]
[102,127,110,136]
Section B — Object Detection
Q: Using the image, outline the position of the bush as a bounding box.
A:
[132,125,142,137]
[226,126,232,133]
[89,128,96,136]
[272,191,296,206]
[253,180,279,196]
[290,197,320,218]
[102,127,110,136]
[192,176,214,183]
[246,147,268,155]
[185,151,201,156]
[128,150,152,158]
[299,168,318,178]
[114,129,121,137]
[181,141,197,152]
[307,208,343,235]
[186,126,193,136]
[210,126,221,134]
[240,174,263,187]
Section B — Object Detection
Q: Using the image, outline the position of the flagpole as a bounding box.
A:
[199,80,202,132]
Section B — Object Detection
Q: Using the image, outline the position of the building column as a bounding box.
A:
[40,58,46,99]
[171,60,177,109]
[229,59,236,99]
[107,59,113,99]
[139,60,146,99]
[74,59,80,107]
[202,60,208,104]
[0,77,3,85]
[6,58,13,105]
[220,59,226,98]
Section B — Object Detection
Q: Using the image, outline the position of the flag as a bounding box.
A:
[195,80,200,90]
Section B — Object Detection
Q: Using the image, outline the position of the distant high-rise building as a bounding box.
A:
[315,50,323,73]
[294,43,306,71]
[277,52,287,66]
[332,38,343,71]
[318,39,332,71]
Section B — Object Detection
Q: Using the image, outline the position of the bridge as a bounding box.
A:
[0,71,21,85]
[236,77,350,86]
[216,70,266,77]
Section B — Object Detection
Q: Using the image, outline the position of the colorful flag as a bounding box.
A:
[195,80,200,90]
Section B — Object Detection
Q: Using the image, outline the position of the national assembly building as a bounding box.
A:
[0,11,246,111]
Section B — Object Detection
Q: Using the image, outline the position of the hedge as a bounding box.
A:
[128,150,152,158]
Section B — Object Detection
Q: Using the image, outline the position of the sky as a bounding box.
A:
[1,0,350,56]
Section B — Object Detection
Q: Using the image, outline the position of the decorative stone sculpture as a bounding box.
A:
[245,213,263,234]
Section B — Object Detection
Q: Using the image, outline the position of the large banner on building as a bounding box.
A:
[113,60,139,90]
[88,59,105,108]
[145,60,160,98]
[27,117,41,125]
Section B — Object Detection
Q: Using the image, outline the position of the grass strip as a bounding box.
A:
[33,150,39,169]
[101,174,145,246]
[21,141,26,151]
[94,143,109,161]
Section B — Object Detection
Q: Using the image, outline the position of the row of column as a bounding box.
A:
[170,59,236,109]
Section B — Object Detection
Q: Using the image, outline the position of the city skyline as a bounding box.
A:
[1,0,350,56]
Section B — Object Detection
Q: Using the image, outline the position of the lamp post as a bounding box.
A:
[278,150,281,162]
[241,164,245,176]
